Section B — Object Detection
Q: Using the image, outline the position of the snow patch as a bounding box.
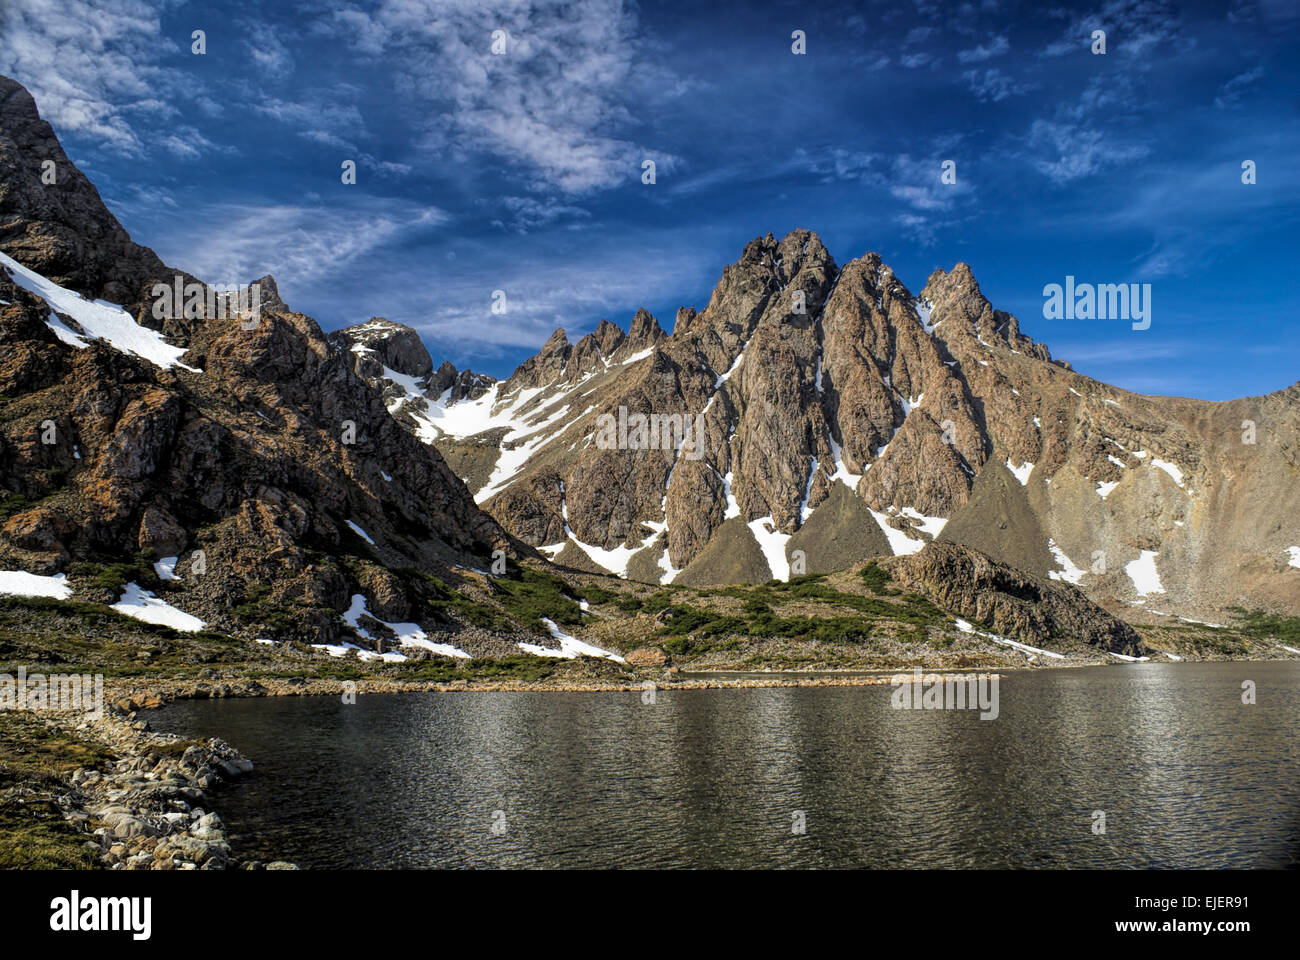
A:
[1095,480,1119,499]
[1150,458,1186,488]
[798,457,819,523]
[0,251,200,371]
[1006,459,1033,485]
[1124,550,1165,596]
[0,570,72,599]
[112,583,206,632]
[868,507,943,556]
[1287,546,1300,569]
[954,618,1066,659]
[1046,539,1086,585]
[518,617,625,662]
[343,593,469,658]
[153,557,181,582]
[311,641,406,662]
[722,471,741,518]
[827,435,862,490]
[618,346,654,366]
[747,516,792,581]
[916,298,937,333]
[345,520,375,545]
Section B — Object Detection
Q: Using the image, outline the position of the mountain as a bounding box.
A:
[1,68,1293,664]
[0,74,512,648]
[342,233,1300,623]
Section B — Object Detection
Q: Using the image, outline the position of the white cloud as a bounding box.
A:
[246,19,294,79]
[149,199,448,288]
[490,195,590,233]
[889,152,971,211]
[0,0,181,153]
[1027,120,1150,183]
[314,0,679,194]
[957,35,1009,62]
[962,67,1030,102]
[1214,66,1264,108]
[1041,0,1187,61]
[411,242,714,349]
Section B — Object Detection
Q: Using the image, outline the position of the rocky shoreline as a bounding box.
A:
[110,672,900,710]
[26,705,296,870]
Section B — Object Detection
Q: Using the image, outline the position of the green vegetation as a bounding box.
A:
[0,713,112,869]
[0,492,34,522]
[231,583,304,634]
[425,655,560,682]
[858,561,900,595]
[69,553,162,594]
[405,563,592,635]
[1227,607,1300,645]
[490,566,584,633]
[594,588,677,615]
[578,585,620,606]
[644,571,950,655]
[397,568,511,631]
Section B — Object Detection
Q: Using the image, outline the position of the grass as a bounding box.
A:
[1227,607,1300,645]
[646,572,948,658]
[0,713,113,869]
[69,553,162,594]
[578,586,620,606]
[488,566,583,634]
[396,568,512,632]
[858,561,900,595]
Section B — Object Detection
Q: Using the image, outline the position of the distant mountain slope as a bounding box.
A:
[342,233,1300,621]
[0,74,513,648]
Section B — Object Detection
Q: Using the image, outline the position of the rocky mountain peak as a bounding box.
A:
[0,74,166,308]
[0,73,513,649]
[400,227,1300,626]
[626,307,665,347]
[329,318,434,380]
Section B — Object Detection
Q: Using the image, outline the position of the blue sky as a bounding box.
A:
[2,0,1297,400]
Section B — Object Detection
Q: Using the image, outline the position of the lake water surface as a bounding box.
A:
[150,662,1300,868]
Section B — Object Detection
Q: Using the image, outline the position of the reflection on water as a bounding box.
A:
[150,662,1300,868]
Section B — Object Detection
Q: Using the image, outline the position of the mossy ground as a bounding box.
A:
[0,712,112,869]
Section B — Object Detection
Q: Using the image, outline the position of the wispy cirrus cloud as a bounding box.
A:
[1214,65,1264,108]
[145,198,448,288]
[1041,0,1189,61]
[962,67,1031,102]
[1025,119,1150,184]
[489,195,590,233]
[310,0,681,195]
[0,0,182,153]
[957,34,1009,63]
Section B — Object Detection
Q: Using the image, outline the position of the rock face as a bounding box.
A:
[343,229,1300,622]
[0,76,166,306]
[0,75,510,644]
[886,541,1146,655]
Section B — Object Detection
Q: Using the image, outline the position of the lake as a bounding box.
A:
[149,662,1300,868]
